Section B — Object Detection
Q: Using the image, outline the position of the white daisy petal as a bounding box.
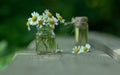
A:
[39,25,43,28]
[81,46,84,49]
[28,26,31,31]
[56,13,60,17]
[36,25,39,27]
[78,49,84,54]
[72,51,74,53]
[43,22,46,25]
[72,48,75,50]
[75,46,77,49]
[61,19,65,23]
[31,12,34,16]
[55,23,58,25]
[86,44,91,49]
[78,46,80,49]
[45,9,49,13]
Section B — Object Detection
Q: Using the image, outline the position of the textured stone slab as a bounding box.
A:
[0,32,120,75]
[89,32,120,61]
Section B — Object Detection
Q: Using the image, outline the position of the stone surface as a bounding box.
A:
[0,32,120,75]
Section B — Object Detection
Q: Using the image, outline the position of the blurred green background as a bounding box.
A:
[0,0,120,69]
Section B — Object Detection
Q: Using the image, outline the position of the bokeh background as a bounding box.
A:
[0,0,120,69]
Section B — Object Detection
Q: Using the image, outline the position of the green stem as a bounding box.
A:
[36,34,40,53]
[42,39,48,51]
[75,27,79,46]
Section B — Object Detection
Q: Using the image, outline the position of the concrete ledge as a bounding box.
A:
[1,32,120,75]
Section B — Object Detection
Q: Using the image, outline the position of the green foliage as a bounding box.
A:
[0,53,14,70]
[0,40,7,55]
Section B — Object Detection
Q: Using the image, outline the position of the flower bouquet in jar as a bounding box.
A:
[26,9,65,54]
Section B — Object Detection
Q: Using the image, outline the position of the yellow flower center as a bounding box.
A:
[74,48,79,53]
[50,20,55,25]
[39,19,44,25]
[48,12,53,18]
[26,21,29,26]
[32,16,37,21]
[83,47,88,52]
[57,16,63,20]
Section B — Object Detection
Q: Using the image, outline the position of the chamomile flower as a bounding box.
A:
[26,10,65,31]
[49,17,58,28]
[42,13,48,21]
[56,13,65,23]
[37,16,45,28]
[44,9,53,18]
[80,43,91,52]
[26,21,31,31]
[72,46,81,54]
[28,12,40,25]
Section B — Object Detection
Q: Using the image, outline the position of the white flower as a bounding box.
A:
[26,10,66,31]
[44,9,53,18]
[72,46,81,54]
[28,12,40,25]
[42,13,48,21]
[80,44,91,52]
[48,17,58,28]
[26,21,31,31]
[56,13,65,23]
[37,16,46,28]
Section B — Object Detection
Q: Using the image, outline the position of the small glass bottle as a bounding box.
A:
[74,17,88,46]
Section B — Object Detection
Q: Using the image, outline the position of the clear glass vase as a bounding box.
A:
[35,27,56,55]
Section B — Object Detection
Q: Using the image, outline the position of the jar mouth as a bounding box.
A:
[36,31,55,39]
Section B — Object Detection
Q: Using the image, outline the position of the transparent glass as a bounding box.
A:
[35,27,56,54]
[75,22,88,46]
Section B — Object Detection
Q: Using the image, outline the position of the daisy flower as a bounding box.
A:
[26,10,65,31]
[42,13,48,21]
[28,11,40,25]
[56,13,65,23]
[48,17,58,28]
[72,46,81,54]
[37,16,45,28]
[44,9,53,18]
[26,21,31,31]
[80,43,91,52]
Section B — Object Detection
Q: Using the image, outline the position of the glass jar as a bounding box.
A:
[74,17,88,46]
[75,23,88,46]
[35,27,56,54]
